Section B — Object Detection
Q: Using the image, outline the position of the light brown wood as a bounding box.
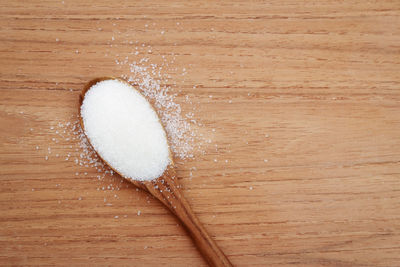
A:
[1,0,400,266]
[79,77,232,266]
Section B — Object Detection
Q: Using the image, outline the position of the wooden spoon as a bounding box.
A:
[79,77,233,267]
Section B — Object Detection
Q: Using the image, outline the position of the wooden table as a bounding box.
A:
[1,1,399,266]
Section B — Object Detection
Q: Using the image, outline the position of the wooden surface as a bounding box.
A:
[1,1,400,266]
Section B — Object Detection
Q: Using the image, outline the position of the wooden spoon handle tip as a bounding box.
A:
[144,171,233,267]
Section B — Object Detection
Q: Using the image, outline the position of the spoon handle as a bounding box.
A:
[144,168,233,267]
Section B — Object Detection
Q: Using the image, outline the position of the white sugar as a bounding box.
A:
[81,79,170,181]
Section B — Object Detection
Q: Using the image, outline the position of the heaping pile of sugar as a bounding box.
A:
[80,79,170,181]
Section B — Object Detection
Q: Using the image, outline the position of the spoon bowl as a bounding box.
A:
[79,77,232,267]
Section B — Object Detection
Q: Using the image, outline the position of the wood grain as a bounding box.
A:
[1,0,400,266]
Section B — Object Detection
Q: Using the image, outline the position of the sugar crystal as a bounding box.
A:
[81,79,170,181]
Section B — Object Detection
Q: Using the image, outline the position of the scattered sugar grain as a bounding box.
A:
[40,47,203,187]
